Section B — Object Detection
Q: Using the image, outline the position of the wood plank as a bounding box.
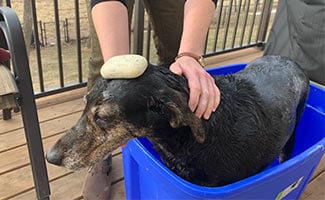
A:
[10,169,87,200]
[310,156,325,181]
[0,163,68,199]
[299,171,325,200]
[35,87,87,110]
[0,87,86,121]
[0,131,122,176]
[0,98,84,134]
[205,47,263,68]
[0,134,63,175]
[0,112,82,152]
[0,116,23,134]
[109,179,126,200]
[10,153,124,200]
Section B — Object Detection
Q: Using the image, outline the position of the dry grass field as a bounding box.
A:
[10,0,88,26]
[6,0,90,92]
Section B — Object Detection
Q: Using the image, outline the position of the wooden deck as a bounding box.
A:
[0,48,324,200]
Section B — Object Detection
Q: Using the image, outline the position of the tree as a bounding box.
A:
[22,0,33,56]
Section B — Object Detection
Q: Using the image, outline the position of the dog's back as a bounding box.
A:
[152,55,310,186]
[238,56,309,128]
[237,56,310,161]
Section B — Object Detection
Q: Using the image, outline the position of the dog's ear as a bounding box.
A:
[167,102,205,143]
[148,89,205,143]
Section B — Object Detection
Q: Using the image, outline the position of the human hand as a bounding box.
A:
[170,56,220,120]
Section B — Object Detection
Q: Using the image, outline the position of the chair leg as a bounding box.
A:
[2,108,11,120]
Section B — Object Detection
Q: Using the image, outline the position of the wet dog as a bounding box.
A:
[46,55,309,186]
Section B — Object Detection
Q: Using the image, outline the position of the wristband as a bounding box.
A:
[175,52,206,68]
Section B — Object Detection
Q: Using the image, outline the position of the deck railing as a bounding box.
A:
[4,0,278,98]
[135,0,277,62]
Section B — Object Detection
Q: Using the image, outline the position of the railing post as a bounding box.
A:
[39,20,44,46]
[133,0,144,55]
[43,22,47,46]
[257,0,274,44]
[64,18,70,43]
[53,0,64,88]
[5,0,10,7]
[145,22,151,60]
[74,0,83,83]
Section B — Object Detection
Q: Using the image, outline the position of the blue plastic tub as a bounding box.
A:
[122,63,325,200]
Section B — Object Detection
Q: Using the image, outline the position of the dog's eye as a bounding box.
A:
[94,113,108,127]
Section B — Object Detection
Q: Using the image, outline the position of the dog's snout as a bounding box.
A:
[46,147,64,166]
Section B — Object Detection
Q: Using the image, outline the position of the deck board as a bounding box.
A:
[0,48,323,200]
[300,171,325,200]
[11,153,124,200]
[205,47,264,68]
[0,113,82,153]
[0,98,84,134]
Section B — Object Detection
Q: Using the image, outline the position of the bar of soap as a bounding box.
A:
[100,54,148,79]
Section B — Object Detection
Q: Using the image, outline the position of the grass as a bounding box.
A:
[8,0,90,92]
[28,40,90,92]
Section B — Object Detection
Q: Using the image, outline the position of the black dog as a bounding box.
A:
[46,55,309,186]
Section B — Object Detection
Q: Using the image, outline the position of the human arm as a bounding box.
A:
[170,0,220,120]
[91,1,129,61]
[91,0,219,120]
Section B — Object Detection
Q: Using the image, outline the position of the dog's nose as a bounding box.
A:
[46,147,63,166]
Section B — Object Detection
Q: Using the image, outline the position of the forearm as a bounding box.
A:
[178,0,215,55]
[92,1,129,61]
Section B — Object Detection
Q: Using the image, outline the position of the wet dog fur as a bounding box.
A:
[46,55,309,186]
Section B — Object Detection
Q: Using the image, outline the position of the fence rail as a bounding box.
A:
[36,17,88,46]
[3,0,278,98]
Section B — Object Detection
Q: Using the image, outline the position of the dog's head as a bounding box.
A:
[46,65,205,170]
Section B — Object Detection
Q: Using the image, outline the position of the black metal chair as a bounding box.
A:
[0,7,50,200]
